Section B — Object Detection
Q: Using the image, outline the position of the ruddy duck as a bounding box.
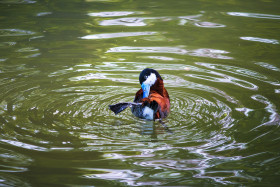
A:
[109,68,170,120]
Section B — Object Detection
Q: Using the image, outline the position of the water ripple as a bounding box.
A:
[0,148,32,172]
[1,139,48,152]
[0,29,36,37]
[196,62,280,86]
[99,17,151,26]
[0,42,16,47]
[96,13,226,29]
[194,21,226,28]
[227,12,280,20]
[181,64,258,90]
[0,1,279,185]
[255,62,280,72]
[240,37,279,44]
[88,11,143,17]
[82,169,145,186]
[16,47,39,53]
[48,62,239,104]
[107,46,233,59]
[169,91,234,129]
[0,174,31,186]
[81,31,157,39]
[0,59,275,186]
[36,12,52,17]
[142,56,182,61]
[251,95,280,129]
[187,73,258,90]
[0,0,36,4]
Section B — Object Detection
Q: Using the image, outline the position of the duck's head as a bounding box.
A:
[139,68,162,98]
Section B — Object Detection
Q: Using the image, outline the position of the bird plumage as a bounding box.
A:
[109,68,170,120]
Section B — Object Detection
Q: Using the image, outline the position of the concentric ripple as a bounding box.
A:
[1,0,280,186]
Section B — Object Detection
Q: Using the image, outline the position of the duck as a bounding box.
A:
[109,68,170,120]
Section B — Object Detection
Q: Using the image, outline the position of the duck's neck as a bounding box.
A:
[151,78,164,96]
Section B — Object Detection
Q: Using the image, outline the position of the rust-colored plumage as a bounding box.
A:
[133,78,170,119]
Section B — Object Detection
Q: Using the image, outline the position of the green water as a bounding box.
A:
[1,0,280,186]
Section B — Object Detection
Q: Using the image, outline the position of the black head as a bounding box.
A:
[139,68,162,85]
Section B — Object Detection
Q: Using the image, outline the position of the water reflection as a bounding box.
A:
[0,0,36,4]
[240,37,279,44]
[48,61,240,104]
[0,0,280,186]
[0,29,35,37]
[0,139,47,152]
[16,47,39,53]
[0,148,32,172]
[142,56,182,61]
[88,11,142,17]
[83,169,146,186]
[81,31,157,39]
[251,95,280,129]
[188,73,258,90]
[194,22,225,28]
[107,46,233,59]
[107,46,188,54]
[96,14,226,29]
[235,107,253,117]
[227,12,280,19]
[36,12,52,17]
[196,62,280,86]
[0,173,31,186]
[255,62,280,72]
[99,17,153,26]
[0,42,16,47]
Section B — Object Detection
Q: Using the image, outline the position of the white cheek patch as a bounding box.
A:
[143,73,157,86]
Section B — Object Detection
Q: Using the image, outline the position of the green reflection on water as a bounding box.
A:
[0,0,280,186]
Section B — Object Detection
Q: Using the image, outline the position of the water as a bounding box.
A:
[0,0,280,186]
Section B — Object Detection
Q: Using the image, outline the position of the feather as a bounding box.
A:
[109,102,141,115]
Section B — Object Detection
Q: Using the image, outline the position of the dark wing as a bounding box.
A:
[109,102,141,115]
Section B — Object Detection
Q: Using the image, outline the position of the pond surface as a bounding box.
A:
[1,0,280,186]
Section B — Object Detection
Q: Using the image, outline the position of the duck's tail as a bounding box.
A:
[109,102,141,115]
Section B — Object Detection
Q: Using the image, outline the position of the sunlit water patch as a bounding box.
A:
[81,31,157,40]
[107,46,233,59]
[88,11,143,17]
[227,12,280,20]
[95,13,225,29]
[0,29,36,37]
[240,37,279,44]
[194,22,225,28]
[251,95,280,128]
[98,17,152,26]
[36,12,52,17]
[255,62,280,72]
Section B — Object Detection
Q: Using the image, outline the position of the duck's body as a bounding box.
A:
[109,68,170,120]
[131,75,170,120]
